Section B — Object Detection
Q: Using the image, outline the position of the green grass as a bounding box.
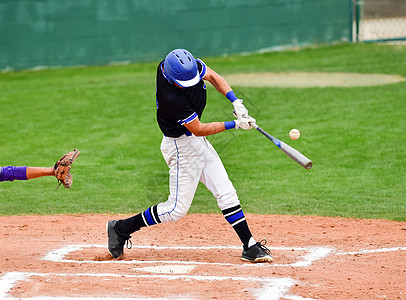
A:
[0,43,405,221]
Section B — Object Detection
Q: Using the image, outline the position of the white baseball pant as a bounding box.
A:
[157,134,240,223]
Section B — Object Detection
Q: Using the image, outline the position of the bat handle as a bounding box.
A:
[249,122,259,129]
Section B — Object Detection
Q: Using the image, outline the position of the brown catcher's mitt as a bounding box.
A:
[54,148,80,189]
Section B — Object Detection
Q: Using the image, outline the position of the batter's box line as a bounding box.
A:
[42,244,334,267]
[0,271,315,300]
[336,246,406,255]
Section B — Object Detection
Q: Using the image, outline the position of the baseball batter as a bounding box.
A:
[107,49,273,263]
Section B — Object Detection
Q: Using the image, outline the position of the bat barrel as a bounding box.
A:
[254,124,313,170]
[280,140,313,170]
[304,161,313,170]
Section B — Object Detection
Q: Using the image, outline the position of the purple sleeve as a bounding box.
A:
[0,166,28,182]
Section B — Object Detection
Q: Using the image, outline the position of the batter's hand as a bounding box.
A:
[235,116,256,130]
[232,99,249,119]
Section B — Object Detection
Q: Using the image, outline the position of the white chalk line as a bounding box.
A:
[0,271,312,300]
[336,246,406,255]
[5,245,404,299]
[43,244,333,268]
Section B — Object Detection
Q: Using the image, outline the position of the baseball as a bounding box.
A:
[289,129,300,140]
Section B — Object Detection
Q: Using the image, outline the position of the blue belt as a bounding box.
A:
[164,130,192,138]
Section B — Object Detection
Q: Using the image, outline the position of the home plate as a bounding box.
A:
[132,265,196,274]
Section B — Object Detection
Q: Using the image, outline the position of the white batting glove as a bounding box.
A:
[235,116,256,130]
[232,99,249,119]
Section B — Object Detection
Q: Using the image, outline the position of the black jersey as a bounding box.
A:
[156,59,207,137]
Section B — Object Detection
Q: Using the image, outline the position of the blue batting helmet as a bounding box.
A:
[163,49,200,87]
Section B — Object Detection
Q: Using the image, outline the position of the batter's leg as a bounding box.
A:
[199,138,255,249]
[112,137,204,236]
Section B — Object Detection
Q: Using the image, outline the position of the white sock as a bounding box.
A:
[248,237,256,248]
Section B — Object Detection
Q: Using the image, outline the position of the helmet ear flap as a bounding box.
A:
[162,63,174,84]
[166,74,174,84]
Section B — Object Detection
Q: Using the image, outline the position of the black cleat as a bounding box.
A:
[241,239,274,263]
[106,220,131,259]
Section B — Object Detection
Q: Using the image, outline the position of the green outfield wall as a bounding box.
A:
[0,0,352,71]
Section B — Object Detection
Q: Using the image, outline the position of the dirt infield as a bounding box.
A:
[1,214,405,299]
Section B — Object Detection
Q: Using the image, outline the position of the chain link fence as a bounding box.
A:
[354,0,406,42]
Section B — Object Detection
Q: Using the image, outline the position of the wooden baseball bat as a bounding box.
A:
[252,123,313,170]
